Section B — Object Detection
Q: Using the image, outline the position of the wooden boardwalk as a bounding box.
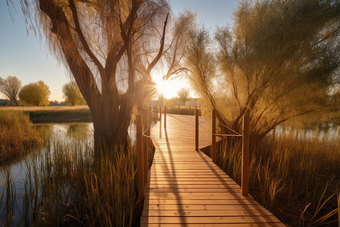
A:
[141,114,285,227]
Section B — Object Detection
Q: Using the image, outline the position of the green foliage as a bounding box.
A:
[62,81,86,106]
[19,81,51,106]
[177,88,190,105]
[0,76,22,106]
[186,0,340,140]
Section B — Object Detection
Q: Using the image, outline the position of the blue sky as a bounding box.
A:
[0,0,239,101]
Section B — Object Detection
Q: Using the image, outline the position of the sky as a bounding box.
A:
[0,0,239,101]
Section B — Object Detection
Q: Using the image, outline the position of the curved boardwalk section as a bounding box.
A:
[141,114,285,227]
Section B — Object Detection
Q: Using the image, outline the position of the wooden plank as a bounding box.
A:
[144,199,262,205]
[146,184,240,189]
[148,180,235,184]
[142,209,274,217]
[141,224,286,227]
[142,114,285,227]
[140,216,283,224]
[145,194,253,201]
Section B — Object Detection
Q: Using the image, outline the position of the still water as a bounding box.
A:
[0,122,136,226]
[276,123,340,141]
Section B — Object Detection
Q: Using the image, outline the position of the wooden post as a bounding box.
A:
[148,107,151,124]
[136,114,144,212]
[195,107,199,151]
[153,106,156,119]
[143,109,149,185]
[159,106,162,122]
[164,106,167,128]
[212,109,216,163]
[156,106,158,119]
[242,115,250,196]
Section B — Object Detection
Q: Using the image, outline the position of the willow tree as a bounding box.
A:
[187,0,340,141]
[13,0,176,150]
[0,76,22,106]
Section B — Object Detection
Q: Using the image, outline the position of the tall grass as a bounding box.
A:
[0,113,155,226]
[0,111,43,163]
[215,129,340,226]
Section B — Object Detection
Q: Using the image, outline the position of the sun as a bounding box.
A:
[156,80,168,95]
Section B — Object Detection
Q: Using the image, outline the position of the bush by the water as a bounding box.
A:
[0,110,42,162]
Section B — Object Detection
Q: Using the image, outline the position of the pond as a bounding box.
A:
[0,122,137,226]
[275,122,340,141]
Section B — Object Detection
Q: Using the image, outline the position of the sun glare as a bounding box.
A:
[153,76,191,99]
[156,80,168,95]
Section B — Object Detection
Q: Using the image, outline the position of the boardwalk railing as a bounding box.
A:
[194,107,250,196]
[136,106,162,212]
[136,105,250,213]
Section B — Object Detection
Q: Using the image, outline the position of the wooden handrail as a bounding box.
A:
[195,107,199,151]
[164,106,167,128]
[143,109,149,185]
[212,109,216,163]
[136,114,144,213]
[242,115,250,196]
[194,108,250,196]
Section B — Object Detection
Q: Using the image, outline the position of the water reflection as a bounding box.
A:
[0,122,136,226]
[275,122,340,141]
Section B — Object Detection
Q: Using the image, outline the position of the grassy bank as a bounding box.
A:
[213,131,340,226]
[0,111,43,163]
[0,106,92,123]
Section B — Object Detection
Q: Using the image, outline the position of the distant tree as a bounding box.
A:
[62,82,86,106]
[177,88,190,105]
[186,0,340,141]
[19,81,51,106]
[0,76,22,106]
[49,100,60,106]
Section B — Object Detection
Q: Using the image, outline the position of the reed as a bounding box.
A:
[18,135,151,226]
[0,114,155,226]
[216,128,340,226]
[0,110,43,163]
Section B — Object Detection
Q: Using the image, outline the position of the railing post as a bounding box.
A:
[143,109,149,185]
[212,109,216,163]
[159,106,162,122]
[148,106,151,124]
[164,106,167,128]
[195,107,199,151]
[242,115,250,196]
[136,114,144,212]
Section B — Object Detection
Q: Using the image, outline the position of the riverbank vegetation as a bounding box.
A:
[0,112,155,226]
[214,127,340,226]
[0,111,43,163]
[0,106,91,123]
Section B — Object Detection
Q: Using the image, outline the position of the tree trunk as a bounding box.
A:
[89,96,133,158]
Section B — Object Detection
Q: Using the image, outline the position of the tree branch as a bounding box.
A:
[146,13,169,75]
[68,0,105,76]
